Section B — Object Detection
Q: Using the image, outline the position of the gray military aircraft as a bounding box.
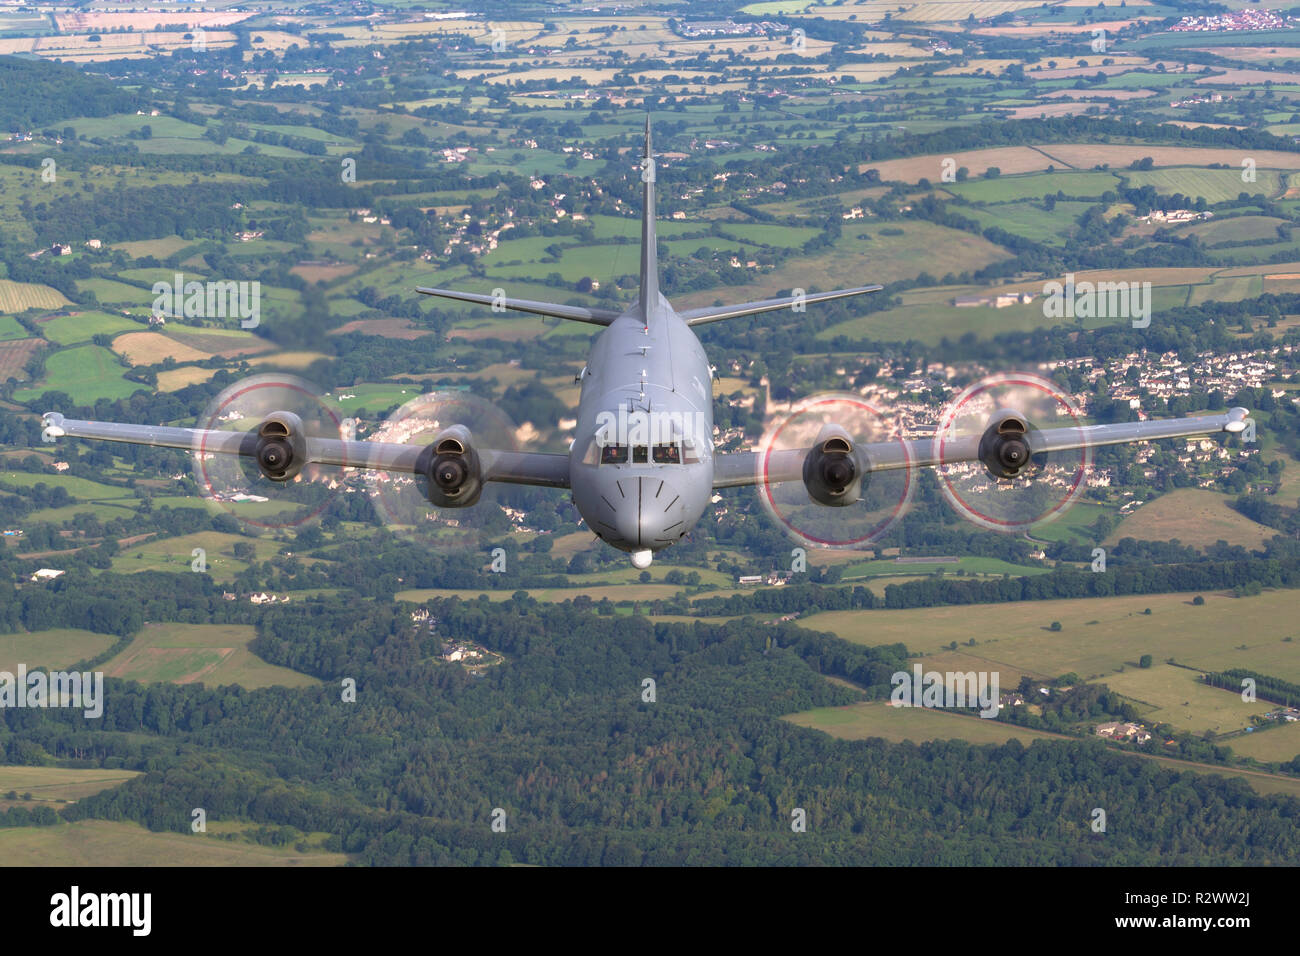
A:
[40,119,1250,568]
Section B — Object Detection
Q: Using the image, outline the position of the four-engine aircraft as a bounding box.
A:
[40,120,1250,567]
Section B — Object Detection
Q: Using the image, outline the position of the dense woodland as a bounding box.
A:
[1,597,1297,865]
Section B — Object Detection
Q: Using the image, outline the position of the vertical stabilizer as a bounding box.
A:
[639,116,658,316]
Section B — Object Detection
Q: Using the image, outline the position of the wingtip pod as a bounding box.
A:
[1224,406,1251,433]
[41,412,65,441]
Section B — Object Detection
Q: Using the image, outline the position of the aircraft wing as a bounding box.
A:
[712,407,1250,488]
[40,413,571,488]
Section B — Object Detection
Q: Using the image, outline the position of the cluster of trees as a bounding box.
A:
[0,571,252,639]
[27,182,249,247]
[0,57,144,128]
[1205,669,1300,708]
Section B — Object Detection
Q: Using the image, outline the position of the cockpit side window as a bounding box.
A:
[651,443,681,464]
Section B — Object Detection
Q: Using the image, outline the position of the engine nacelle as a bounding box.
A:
[802,423,867,507]
[978,410,1033,480]
[253,411,307,482]
[418,424,483,508]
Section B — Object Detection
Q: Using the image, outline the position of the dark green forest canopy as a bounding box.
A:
[0,56,145,129]
[3,596,1298,865]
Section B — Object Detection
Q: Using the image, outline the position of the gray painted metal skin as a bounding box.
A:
[568,289,715,562]
[40,119,1251,568]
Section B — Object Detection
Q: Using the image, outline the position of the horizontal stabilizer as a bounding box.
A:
[681,285,882,327]
[416,286,621,326]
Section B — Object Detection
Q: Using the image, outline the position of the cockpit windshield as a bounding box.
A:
[581,412,707,466]
[590,442,684,465]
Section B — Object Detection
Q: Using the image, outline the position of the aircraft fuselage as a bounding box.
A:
[568,292,714,567]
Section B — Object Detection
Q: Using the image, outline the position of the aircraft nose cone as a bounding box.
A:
[613,476,684,549]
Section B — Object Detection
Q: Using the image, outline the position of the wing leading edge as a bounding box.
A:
[713,407,1251,488]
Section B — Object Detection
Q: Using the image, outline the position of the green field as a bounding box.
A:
[0,628,118,673]
[716,223,823,247]
[1185,215,1287,245]
[0,470,134,500]
[75,277,154,307]
[102,622,317,689]
[1104,488,1276,551]
[1188,273,1262,305]
[1098,664,1273,735]
[40,311,146,346]
[785,700,1057,745]
[162,324,271,355]
[396,583,687,603]
[111,235,196,259]
[0,279,69,313]
[815,293,1117,345]
[693,220,1013,316]
[946,171,1120,204]
[837,555,1049,580]
[1229,721,1300,764]
[1122,167,1285,204]
[22,501,139,524]
[0,819,346,866]
[328,383,424,415]
[494,242,642,285]
[0,315,27,340]
[961,201,1094,245]
[803,589,1300,682]
[1023,501,1111,544]
[13,344,144,406]
[0,767,140,805]
[112,530,285,581]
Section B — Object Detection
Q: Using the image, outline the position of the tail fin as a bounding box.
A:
[639,116,658,316]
